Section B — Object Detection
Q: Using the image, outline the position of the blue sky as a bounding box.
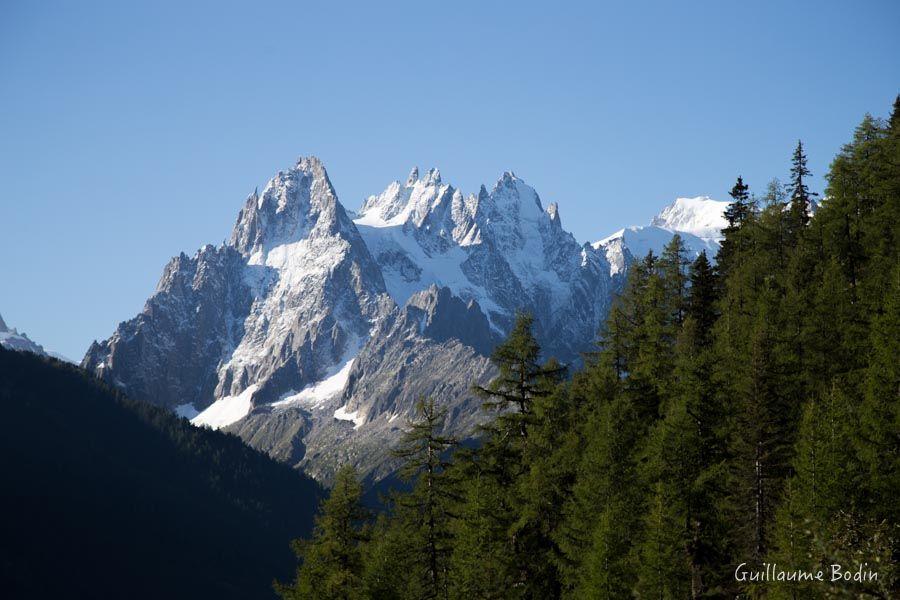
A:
[1,0,898,360]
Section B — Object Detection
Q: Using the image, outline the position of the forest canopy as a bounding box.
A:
[277,97,900,599]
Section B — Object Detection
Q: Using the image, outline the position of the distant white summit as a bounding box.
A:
[651,196,730,241]
[593,196,729,276]
[0,313,73,362]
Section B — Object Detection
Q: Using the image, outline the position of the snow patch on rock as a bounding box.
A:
[333,404,365,429]
[192,385,259,429]
[272,347,359,410]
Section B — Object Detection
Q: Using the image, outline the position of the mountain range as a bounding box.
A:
[79,157,730,483]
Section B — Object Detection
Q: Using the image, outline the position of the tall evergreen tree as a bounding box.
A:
[456,314,566,598]
[718,176,756,278]
[687,251,717,340]
[277,466,369,600]
[769,383,860,599]
[474,312,565,442]
[856,263,900,526]
[724,176,752,229]
[559,394,643,599]
[724,287,794,569]
[659,234,691,327]
[390,398,458,599]
[786,140,817,240]
[635,253,729,598]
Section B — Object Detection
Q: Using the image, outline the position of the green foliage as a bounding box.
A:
[277,466,369,600]
[390,398,459,599]
[281,96,900,599]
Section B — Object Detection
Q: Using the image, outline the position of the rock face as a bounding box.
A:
[84,245,252,408]
[83,157,727,483]
[215,157,392,407]
[354,168,613,364]
[228,285,498,482]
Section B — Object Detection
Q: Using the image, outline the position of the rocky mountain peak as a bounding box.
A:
[356,167,456,233]
[547,202,561,227]
[229,155,351,258]
[83,156,620,482]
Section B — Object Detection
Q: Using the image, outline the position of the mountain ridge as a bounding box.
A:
[82,156,730,482]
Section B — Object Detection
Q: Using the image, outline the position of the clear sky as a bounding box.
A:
[1,0,898,360]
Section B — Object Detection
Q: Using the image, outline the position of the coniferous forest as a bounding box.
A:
[0,347,322,599]
[276,99,900,599]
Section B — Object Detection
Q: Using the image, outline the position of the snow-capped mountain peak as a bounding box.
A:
[229,156,352,258]
[650,195,730,241]
[406,166,419,186]
[592,195,728,277]
[0,312,73,362]
[0,313,45,355]
[356,166,454,229]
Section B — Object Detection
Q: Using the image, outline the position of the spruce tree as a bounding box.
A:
[725,288,795,574]
[621,252,675,421]
[786,140,817,241]
[658,233,691,330]
[718,176,756,279]
[687,251,717,340]
[635,253,728,598]
[724,176,752,229]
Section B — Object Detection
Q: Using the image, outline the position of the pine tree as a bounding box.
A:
[276,466,369,600]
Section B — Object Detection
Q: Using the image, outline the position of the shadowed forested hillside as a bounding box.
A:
[0,347,322,599]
